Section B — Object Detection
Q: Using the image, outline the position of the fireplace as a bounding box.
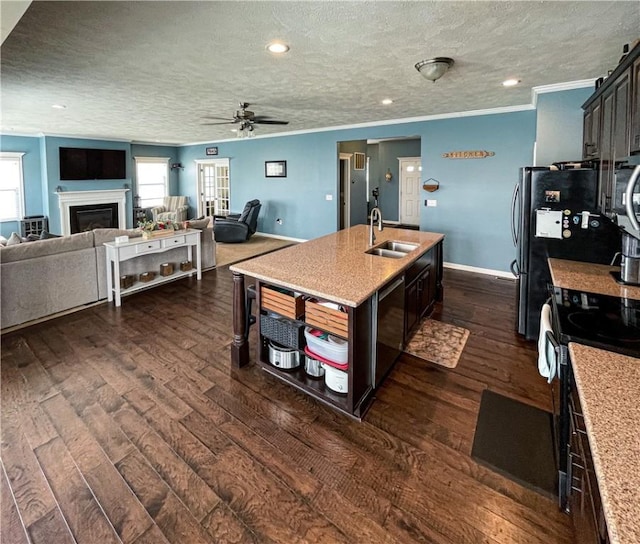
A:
[56,189,128,235]
[69,203,119,233]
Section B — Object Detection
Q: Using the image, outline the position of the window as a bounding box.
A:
[134,157,169,208]
[0,152,25,221]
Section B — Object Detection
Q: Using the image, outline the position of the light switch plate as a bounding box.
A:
[427,199,437,207]
[326,194,333,201]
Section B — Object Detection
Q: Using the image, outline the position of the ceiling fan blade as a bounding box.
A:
[201,121,237,125]
[202,115,236,121]
[253,119,289,125]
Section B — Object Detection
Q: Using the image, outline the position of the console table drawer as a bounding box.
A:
[161,234,186,248]
[118,240,161,259]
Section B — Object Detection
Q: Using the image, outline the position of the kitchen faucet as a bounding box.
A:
[369,207,383,246]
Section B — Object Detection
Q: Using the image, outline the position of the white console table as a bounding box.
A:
[104,229,202,306]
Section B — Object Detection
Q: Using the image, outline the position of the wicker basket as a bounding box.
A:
[260,314,305,349]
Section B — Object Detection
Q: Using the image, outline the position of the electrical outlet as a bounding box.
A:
[326,194,333,201]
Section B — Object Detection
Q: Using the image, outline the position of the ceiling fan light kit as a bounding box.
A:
[415,57,454,82]
[202,102,288,138]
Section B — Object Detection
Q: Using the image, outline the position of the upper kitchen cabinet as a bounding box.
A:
[582,40,640,211]
[631,54,640,154]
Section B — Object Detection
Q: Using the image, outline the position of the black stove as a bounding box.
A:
[553,287,640,512]
[551,287,640,358]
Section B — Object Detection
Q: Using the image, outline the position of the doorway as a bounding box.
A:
[195,158,230,217]
[339,154,351,230]
[399,157,422,226]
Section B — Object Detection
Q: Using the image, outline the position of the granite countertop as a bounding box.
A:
[568,343,640,544]
[230,224,444,307]
[548,258,640,301]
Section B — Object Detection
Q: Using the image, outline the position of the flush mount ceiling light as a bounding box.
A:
[381,98,393,105]
[51,104,66,109]
[414,57,454,82]
[502,78,521,87]
[266,42,290,54]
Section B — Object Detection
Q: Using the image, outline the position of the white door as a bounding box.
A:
[399,158,422,225]
[196,159,230,217]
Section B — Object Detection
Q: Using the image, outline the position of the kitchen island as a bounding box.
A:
[230,224,444,418]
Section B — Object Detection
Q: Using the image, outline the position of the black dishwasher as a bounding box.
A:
[373,275,405,388]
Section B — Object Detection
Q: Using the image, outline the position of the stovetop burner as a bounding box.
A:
[552,288,640,357]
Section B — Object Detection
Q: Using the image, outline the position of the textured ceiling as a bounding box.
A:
[1,1,639,145]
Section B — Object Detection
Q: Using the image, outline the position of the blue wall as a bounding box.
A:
[0,135,43,237]
[376,138,421,221]
[2,88,591,271]
[535,87,592,166]
[421,110,536,271]
[42,137,132,233]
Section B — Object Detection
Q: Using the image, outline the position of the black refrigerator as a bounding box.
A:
[512,167,621,340]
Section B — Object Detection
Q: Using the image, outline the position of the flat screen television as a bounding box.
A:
[59,147,127,180]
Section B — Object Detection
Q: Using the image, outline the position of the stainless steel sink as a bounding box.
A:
[382,241,419,253]
[365,247,407,259]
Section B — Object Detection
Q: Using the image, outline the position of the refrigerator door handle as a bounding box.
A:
[511,182,520,246]
[624,164,640,231]
[510,259,520,278]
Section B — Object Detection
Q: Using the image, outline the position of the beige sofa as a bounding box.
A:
[1,226,215,330]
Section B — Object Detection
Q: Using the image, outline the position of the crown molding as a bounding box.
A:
[180,103,535,147]
[531,78,595,107]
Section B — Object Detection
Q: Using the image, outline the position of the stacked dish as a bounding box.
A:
[304,327,349,393]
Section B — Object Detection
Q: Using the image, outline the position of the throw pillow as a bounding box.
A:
[6,232,22,245]
[26,233,41,242]
[40,230,62,240]
[0,235,7,246]
[185,218,210,230]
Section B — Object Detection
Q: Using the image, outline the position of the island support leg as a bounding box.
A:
[231,271,250,368]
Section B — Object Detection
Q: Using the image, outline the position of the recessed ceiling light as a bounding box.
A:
[502,79,521,87]
[381,99,393,105]
[52,104,66,109]
[266,42,290,54]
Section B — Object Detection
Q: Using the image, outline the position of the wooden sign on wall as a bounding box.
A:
[442,150,495,159]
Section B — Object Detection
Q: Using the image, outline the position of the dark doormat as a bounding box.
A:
[471,390,557,498]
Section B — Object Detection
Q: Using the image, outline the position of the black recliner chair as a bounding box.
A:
[214,199,262,243]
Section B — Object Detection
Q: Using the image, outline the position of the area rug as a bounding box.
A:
[471,390,557,498]
[403,319,470,369]
[215,235,294,268]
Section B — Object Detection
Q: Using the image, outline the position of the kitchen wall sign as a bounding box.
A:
[442,150,495,159]
[205,147,219,156]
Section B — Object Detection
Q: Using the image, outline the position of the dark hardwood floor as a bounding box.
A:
[1,266,574,544]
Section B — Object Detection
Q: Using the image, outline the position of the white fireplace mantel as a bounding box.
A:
[57,189,129,236]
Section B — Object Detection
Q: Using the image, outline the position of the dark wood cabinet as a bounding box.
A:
[568,387,610,544]
[582,41,640,213]
[631,56,640,154]
[404,247,438,341]
[583,98,601,159]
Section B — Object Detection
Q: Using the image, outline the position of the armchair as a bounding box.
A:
[214,199,262,243]
[150,196,189,223]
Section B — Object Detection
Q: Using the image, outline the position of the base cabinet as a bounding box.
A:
[256,281,374,419]
[568,386,610,544]
[404,246,440,341]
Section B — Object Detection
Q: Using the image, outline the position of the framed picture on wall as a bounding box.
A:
[265,160,287,178]
[205,147,219,156]
[354,152,365,170]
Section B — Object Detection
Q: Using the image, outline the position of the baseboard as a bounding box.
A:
[255,231,307,243]
[444,261,515,280]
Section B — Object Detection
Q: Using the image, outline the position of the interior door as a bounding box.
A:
[197,159,230,217]
[400,158,422,225]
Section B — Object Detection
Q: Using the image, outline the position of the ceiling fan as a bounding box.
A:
[202,102,289,132]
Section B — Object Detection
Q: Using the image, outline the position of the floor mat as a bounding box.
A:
[403,319,470,369]
[471,390,557,497]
